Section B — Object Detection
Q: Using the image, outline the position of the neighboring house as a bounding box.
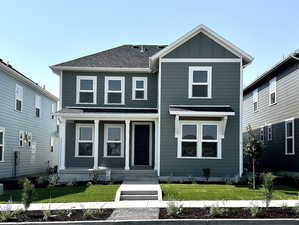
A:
[0,59,59,179]
[243,49,299,172]
[51,24,253,182]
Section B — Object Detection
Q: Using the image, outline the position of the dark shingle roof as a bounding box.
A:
[53,45,167,68]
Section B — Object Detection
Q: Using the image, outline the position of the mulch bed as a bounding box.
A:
[160,207,299,219]
[2,209,113,222]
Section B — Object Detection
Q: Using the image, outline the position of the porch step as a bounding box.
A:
[120,194,158,201]
[121,190,158,195]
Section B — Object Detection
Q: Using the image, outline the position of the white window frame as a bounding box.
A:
[75,124,94,157]
[177,121,221,159]
[132,77,147,100]
[269,77,277,105]
[0,128,5,162]
[188,66,212,99]
[15,84,23,112]
[104,77,125,105]
[285,119,295,155]
[76,76,97,104]
[19,130,24,147]
[260,127,264,142]
[253,89,258,112]
[267,124,272,141]
[104,124,124,158]
[35,95,41,118]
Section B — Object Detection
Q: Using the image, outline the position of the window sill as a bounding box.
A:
[76,102,97,105]
[104,103,125,105]
[132,99,147,101]
[177,157,221,160]
[0,161,5,163]
[74,155,94,158]
[103,156,124,158]
[188,97,212,99]
[269,102,277,106]
[285,153,295,156]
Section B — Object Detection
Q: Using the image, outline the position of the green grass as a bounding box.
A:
[161,184,299,200]
[0,185,120,203]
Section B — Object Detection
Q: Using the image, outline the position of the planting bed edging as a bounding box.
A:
[1,219,299,225]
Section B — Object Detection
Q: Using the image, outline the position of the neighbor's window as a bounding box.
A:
[76,76,97,104]
[0,128,4,162]
[188,66,212,98]
[201,124,218,158]
[105,77,125,104]
[76,124,94,157]
[51,103,56,119]
[267,125,272,141]
[180,124,198,157]
[104,124,124,157]
[269,77,277,105]
[253,89,258,112]
[35,95,41,117]
[260,127,264,142]
[132,77,147,100]
[285,119,295,155]
[15,84,23,111]
[19,130,24,147]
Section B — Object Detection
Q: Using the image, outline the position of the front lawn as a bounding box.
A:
[161,184,299,200]
[0,185,120,203]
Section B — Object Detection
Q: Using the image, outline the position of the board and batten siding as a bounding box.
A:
[61,71,158,108]
[243,61,299,171]
[0,69,57,178]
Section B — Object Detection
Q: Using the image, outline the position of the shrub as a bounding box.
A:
[21,178,34,210]
[90,169,102,184]
[0,202,16,222]
[86,181,93,186]
[202,168,211,182]
[224,178,233,185]
[248,206,261,217]
[209,206,225,217]
[261,172,275,208]
[43,209,52,221]
[166,194,183,217]
[48,174,60,187]
[83,209,104,219]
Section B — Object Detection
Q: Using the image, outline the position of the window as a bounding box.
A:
[267,125,272,141]
[76,76,97,104]
[269,77,277,105]
[188,66,212,98]
[285,119,295,155]
[178,122,221,159]
[75,124,94,157]
[19,130,24,147]
[51,103,56,119]
[104,124,124,157]
[105,77,125,104]
[260,127,264,142]
[253,89,258,112]
[15,84,23,111]
[0,128,4,162]
[35,95,41,117]
[132,77,147,100]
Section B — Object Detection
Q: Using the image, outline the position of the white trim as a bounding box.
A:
[103,124,124,158]
[104,76,125,105]
[132,77,148,100]
[285,119,295,155]
[93,120,99,169]
[157,57,162,176]
[131,122,152,167]
[59,71,62,110]
[75,124,94,157]
[269,77,277,106]
[188,66,212,99]
[161,58,241,63]
[154,120,158,171]
[0,127,5,162]
[51,66,152,73]
[59,119,66,170]
[76,76,97,104]
[169,111,235,117]
[15,84,23,112]
[125,120,130,170]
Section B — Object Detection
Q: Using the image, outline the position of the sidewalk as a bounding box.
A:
[0,200,298,211]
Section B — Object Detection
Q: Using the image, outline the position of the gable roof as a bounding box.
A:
[150,24,253,67]
[0,59,58,102]
[243,49,299,95]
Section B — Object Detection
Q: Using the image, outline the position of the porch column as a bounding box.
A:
[59,119,66,170]
[93,119,99,169]
[154,119,159,171]
[125,120,130,170]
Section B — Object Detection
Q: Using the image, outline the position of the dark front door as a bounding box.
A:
[134,124,150,165]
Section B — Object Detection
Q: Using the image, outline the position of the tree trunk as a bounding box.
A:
[252,158,256,189]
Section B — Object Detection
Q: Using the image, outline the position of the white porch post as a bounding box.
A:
[154,119,159,171]
[59,119,66,170]
[125,120,130,170]
[93,119,99,169]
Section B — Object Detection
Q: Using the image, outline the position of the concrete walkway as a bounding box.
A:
[0,200,298,211]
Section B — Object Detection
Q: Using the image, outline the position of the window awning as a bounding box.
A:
[169,105,235,117]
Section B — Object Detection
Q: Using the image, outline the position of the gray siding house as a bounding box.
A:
[243,49,299,172]
[0,60,58,179]
[51,25,253,181]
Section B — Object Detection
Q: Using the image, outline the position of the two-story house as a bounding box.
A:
[0,59,59,179]
[51,25,253,182]
[243,49,299,172]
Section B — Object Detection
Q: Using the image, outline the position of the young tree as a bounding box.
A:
[261,172,275,208]
[243,125,264,189]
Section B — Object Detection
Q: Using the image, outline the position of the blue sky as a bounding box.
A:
[0,0,298,97]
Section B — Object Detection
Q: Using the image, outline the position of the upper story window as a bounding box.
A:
[132,77,147,100]
[75,124,94,157]
[188,66,212,99]
[267,124,272,141]
[253,89,258,112]
[35,95,41,117]
[104,124,124,158]
[105,77,125,104]
[0,128,4,162]
[285,119,295,155]
[269,77,277,105]
[15,84,23,112]
[76,76,97,104]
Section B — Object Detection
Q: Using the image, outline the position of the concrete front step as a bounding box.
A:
[120,194,158,201]
[121,190,158,195]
